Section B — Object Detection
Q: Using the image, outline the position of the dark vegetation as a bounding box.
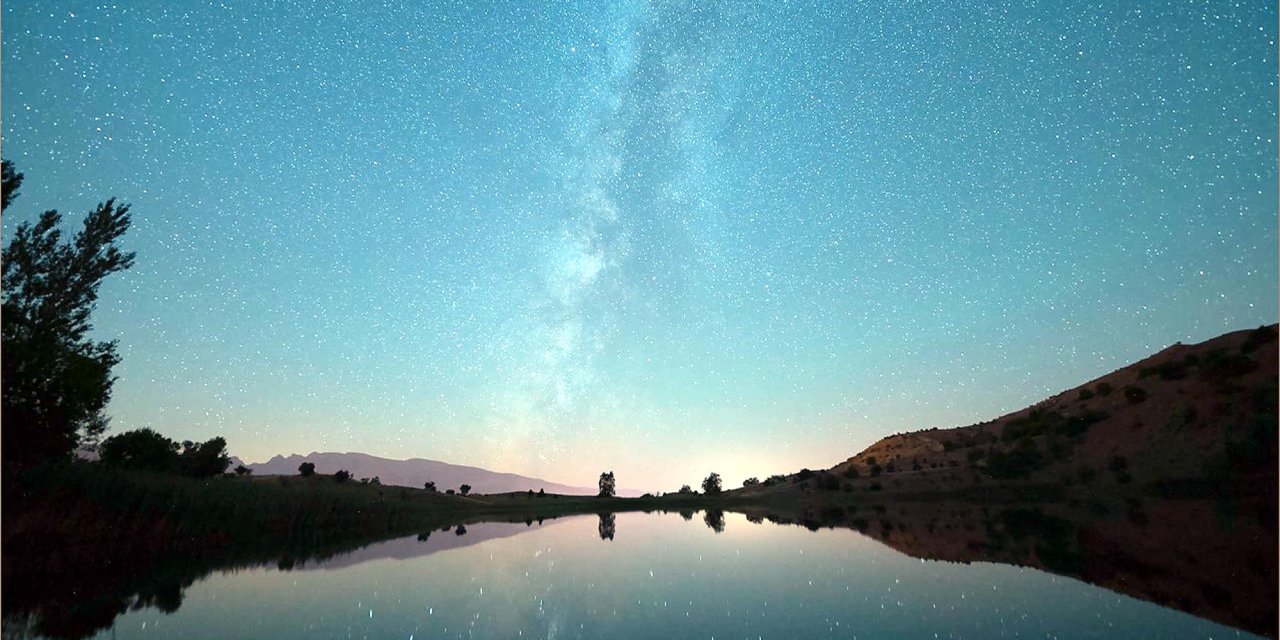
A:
[2,160,136,465]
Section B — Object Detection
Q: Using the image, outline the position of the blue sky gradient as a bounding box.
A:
[3,1,1275,490]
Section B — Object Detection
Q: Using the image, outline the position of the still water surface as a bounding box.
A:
[77,511,1259,639]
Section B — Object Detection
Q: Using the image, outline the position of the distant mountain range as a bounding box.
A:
[235,451,645,497]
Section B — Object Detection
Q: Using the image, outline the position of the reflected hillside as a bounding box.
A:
[736,497,1277,638]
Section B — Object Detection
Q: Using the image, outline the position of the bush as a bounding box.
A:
[334,470,351,483]
[742,477,760,487]
[1077,387,1095,401]
[1095,382,1113,397]
[1123,386,1147,404]
[298,462,316,477]
[234,465,252,476]
[841,466,860,479]
[459,484,471,496]
[985,442,1045,480]
[423,480,435,492]
[445,489,455,495]
[795,468,815,481]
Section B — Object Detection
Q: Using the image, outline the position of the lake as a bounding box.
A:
[8,503,1270,639]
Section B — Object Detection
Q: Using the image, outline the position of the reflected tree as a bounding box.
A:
[598,512,616,540]
[703,509,725,533]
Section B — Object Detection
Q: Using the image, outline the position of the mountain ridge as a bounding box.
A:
[240,450,647,497]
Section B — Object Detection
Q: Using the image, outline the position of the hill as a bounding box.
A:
[243,451,645,497]
[840,323,1274,493]
[743,324,1277,502]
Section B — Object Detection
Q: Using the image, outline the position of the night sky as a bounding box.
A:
[3,1,1275,491]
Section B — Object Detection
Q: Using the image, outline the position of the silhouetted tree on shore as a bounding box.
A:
[702,473,722,495]
[2,159,136,464]
[99,428,229,476]
[459,484,471,496]
[598,471,616,497]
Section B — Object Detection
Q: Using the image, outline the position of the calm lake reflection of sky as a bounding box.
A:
[93,512,1259,639]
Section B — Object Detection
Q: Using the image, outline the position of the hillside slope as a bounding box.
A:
[823,325,1277,499]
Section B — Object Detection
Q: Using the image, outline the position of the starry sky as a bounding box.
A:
[2,1,1275,491]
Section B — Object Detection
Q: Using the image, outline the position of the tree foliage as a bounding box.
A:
[99,428,229,476]
[598,471,616,497]
[99,428,179,472]
[459,484,471,496]
[298,462,316,477]
[2,160,136,463]
[701,472,722,495]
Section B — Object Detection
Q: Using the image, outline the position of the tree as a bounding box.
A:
[100,428,179,472]
[702,472,722,495]
[298,462,316,477]
[459,484,471,496]
[445,489,455,495]
[234,464,253,476]
[99,428,228,476]
[334,469,351,483]
[423,481,436,492]
[677,484,694,494]
[742,477,760,487]
[2,160,24,210]
[2,160,137,464]
[598,471,616,498]
[178,437,230,477]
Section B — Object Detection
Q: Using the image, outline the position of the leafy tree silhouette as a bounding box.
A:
[298,462,316,477]
[459,484,471,496]
[702,472,722,495]
[99,428,229,476]
[598,471,616,497]
[2,160,136,464]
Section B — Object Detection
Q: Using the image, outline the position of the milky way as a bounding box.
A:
[2,1,1275,490]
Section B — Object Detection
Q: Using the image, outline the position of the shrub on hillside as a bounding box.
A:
[1123,385,1147,404]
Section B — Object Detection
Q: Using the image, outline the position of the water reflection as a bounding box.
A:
[598,512,616,540]
[3,498,1274,639]
[702,509,725,533]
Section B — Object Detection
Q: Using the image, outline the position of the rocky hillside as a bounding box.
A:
[818,325,1277,498]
